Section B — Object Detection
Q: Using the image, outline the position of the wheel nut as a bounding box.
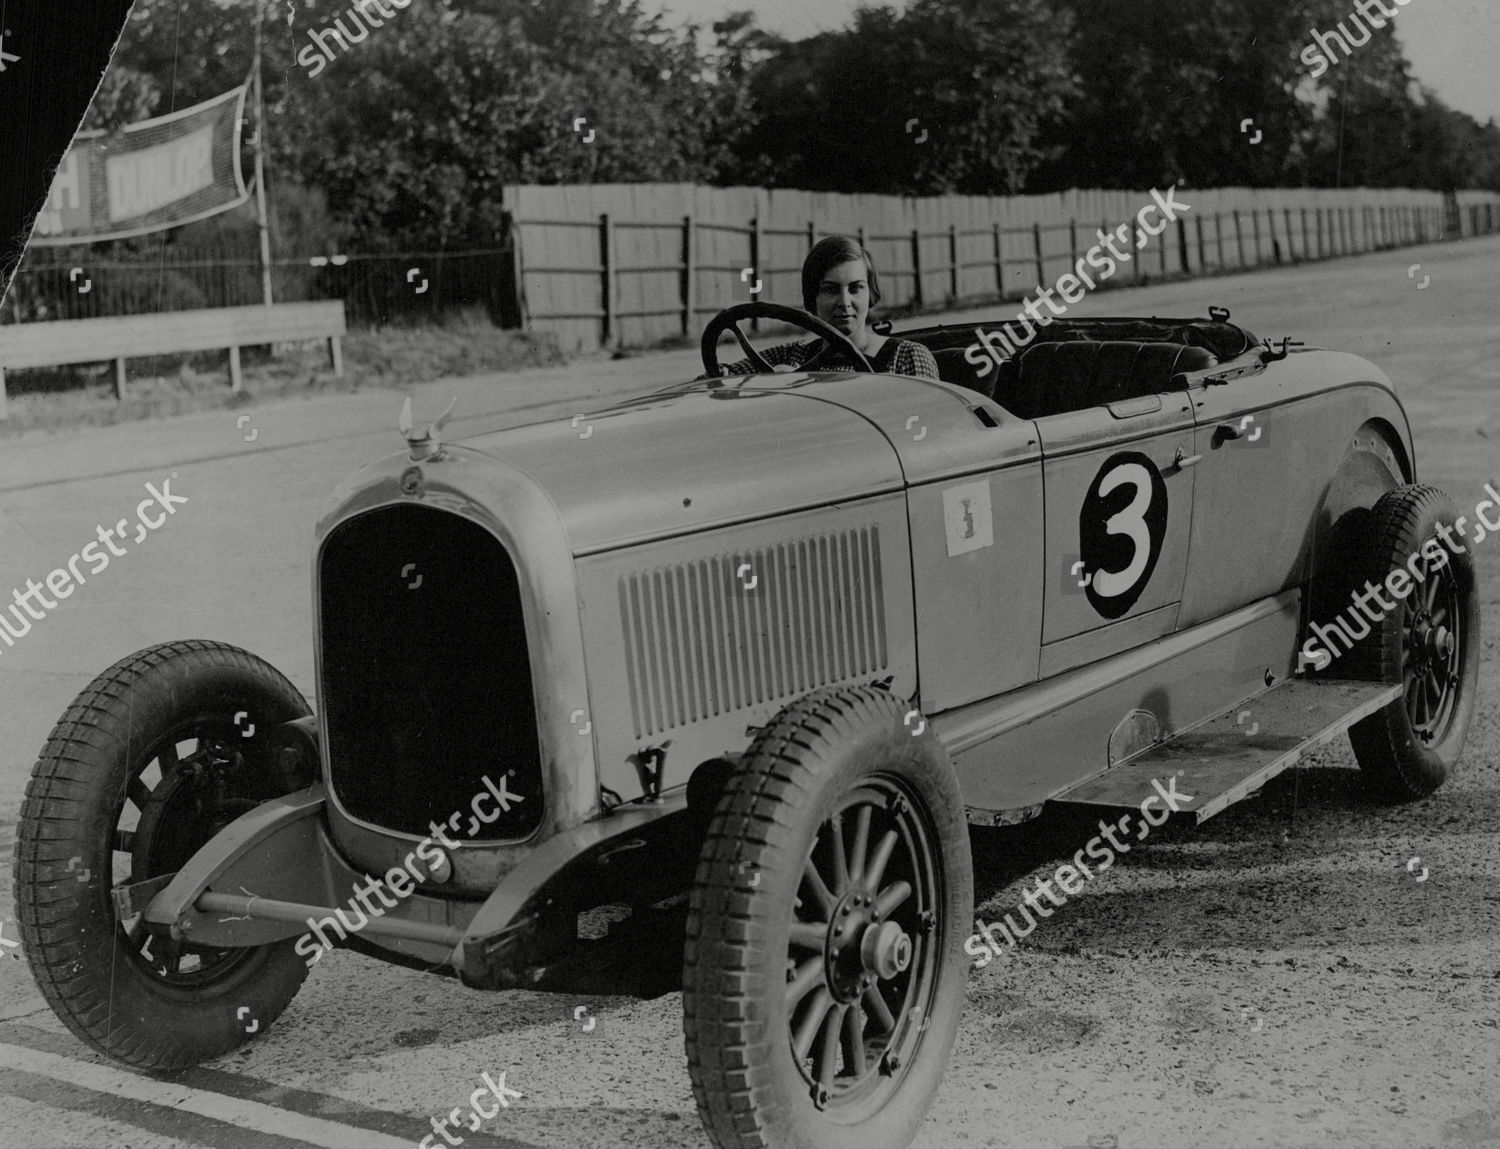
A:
[880,1051,901,1075]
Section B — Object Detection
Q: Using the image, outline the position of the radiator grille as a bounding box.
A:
[320,504,542,839]
[619,527,888,737]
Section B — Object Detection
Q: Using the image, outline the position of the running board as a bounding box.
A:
[1047,678,1401,824]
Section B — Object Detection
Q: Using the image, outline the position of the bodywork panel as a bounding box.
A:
[941,590,1301,814]
[573,495,917,805]
[1179,351,1412,627]
[464,382,908,556]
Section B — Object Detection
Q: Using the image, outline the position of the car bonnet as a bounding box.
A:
[460,375,914,555]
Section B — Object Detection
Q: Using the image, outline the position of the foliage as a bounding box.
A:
[718,0,1079,195]
[86,0,1500,252]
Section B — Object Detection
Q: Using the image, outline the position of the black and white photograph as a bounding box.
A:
[0,1,1497,1146]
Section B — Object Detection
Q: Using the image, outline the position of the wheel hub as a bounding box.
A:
[820,888,916,1003]
[1411,613,1455,671]
[859,920,912,981]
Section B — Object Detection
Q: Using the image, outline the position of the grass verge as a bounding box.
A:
[0,311,565,439]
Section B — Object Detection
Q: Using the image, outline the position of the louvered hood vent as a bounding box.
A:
[619,527,888,737]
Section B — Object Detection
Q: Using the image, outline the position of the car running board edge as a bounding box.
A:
[1045,678,1402,824]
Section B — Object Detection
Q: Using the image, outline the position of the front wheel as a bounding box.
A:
[12,640,315,1069]
[1342,486,1480,800]
[683,685,972,1149]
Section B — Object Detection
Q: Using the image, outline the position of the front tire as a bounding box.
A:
[683,685,972,1149]
[13,640,315,1070]
[1342,486,1480,800]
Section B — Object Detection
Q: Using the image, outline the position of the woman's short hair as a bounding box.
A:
[801,235,882,314]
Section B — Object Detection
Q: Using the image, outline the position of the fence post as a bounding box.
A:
[1118,218,1139,282]
[683,213,695,339]
[948,223,959,302]
[1068,218,1078,272]
[600,212,616,350]
[1032,222,1045,289]
[808,219,817,250]
[1195,215,1205,270]
[1249,209,1259,265]
[749,214,762,332]
[911,227,925,310]
[992,222,1003,297]
[1179,216,1191,274]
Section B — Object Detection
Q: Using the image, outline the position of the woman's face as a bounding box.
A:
[814,258,873,340]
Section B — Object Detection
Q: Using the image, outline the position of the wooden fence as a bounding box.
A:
[502,184,1500,353]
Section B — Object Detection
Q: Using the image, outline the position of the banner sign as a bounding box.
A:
[28,83,250,246]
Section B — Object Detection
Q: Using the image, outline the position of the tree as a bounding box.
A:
[719,0,1079,195]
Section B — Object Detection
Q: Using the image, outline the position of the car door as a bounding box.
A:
[1037,392,1198,677]
[1178,368,1310,629]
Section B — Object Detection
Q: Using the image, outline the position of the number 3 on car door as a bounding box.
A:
[1037,401,1195,670]
[1080,452,1169,618]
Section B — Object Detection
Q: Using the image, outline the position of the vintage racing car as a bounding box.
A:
[12,301,1479,1149]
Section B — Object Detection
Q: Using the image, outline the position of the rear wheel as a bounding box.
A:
[683,685,972,1149]
[1342,486,1479,800]
[13,640,314,1069]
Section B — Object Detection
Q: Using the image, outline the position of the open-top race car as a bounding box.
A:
[14,301,1478,1149]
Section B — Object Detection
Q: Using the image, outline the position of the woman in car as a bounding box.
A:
[714,235,941,379]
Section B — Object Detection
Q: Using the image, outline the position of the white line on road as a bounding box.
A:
[0,1041,414,1149]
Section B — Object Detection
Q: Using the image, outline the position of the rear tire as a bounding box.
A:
[683,685,972,1149]
[13,640,314,1070]
[1340,487,1479,800]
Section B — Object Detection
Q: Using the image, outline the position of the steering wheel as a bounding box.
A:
[701,302,874,378]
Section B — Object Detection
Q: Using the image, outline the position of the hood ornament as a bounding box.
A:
[398,396,457,461]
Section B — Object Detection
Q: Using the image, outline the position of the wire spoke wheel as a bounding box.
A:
[13,640,315,1070]
[114,721,266,987]
[684,685,972,1149]
[1398,549,1461,746]
[787,780,935,1111]
[1342,486,1479,800]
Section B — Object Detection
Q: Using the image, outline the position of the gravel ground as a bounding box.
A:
[0,235,1496,1149]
